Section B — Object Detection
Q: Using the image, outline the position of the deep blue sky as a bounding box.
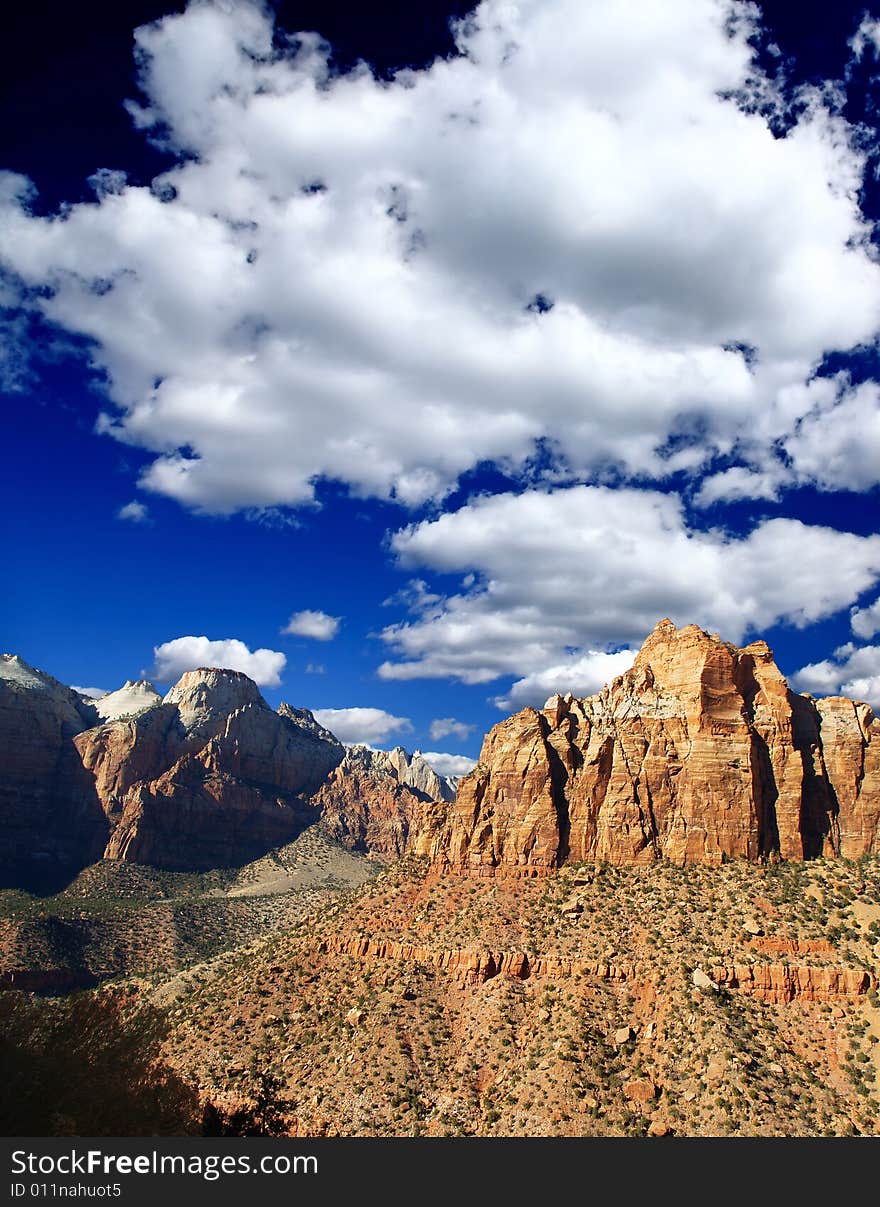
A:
[2,0,880,761]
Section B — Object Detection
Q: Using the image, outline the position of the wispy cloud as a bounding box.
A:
[117,500,149,523]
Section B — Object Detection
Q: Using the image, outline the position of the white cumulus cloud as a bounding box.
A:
[311,706,413,746]
[693,465,785,508]
[378,485,880,685]
[852,596,880,640]
[499,648,638,710]
[784,381,880,493]
[429,716,473,741]
[153,635,286,685]
[420,751,477,778]
[791,643,880,710]
[282,609,341,640]
[0,0,878,512]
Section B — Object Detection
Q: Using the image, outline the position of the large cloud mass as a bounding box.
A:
[1,0,879,511]
[379,486,880,684]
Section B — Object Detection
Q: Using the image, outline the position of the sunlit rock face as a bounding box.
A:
[74,669,344,872]
[431,621,880,874]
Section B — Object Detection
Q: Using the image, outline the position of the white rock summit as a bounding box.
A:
[90,679,162,721]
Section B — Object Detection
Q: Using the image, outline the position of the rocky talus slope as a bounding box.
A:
[431,620,880,874]
[155,853,880,1137]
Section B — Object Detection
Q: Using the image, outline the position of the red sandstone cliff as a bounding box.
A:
[74,669,345,871]
[431,620,880,873]
[0,655,108,889]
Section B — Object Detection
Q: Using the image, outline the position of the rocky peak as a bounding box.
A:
[163,667,265,730]
[312,743,454,860]
[1,653,52,691]
[432,619,880,873]
[341,744,456,803]
[278,703,341,746]
[1,653,98,731]
[92,679,162,722]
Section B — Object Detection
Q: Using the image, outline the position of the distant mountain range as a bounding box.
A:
[0,654,456,890]
[2,618,878,892]
[1,622,878,898]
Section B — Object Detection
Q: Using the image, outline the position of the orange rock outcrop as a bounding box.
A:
[430,620,880,873]
[317,934,876,1002]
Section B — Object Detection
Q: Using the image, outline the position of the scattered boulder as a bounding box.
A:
[706,1054,726,1082]
[692,968,718,993]
[623,1077,658,1104]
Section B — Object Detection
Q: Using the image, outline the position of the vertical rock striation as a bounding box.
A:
[431,621,880,873]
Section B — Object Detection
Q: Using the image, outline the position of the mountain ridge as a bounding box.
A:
[2,619,878,887]
[0,656,458,886]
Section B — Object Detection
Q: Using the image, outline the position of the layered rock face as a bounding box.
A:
[313,745,453,859]
[0,656,108,889]
[320,934,875,1002]
[432,621,880,873]
[75,670,345,871]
